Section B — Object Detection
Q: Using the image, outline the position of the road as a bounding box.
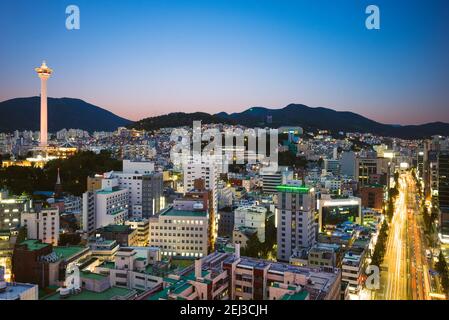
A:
[378,171,431,300]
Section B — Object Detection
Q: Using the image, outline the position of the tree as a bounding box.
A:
[436,252,449,295]
[241,232,263,258]
[59,233,81,246]
[0,151,121,196]
[278,151,307,168]
[371,220,388,267]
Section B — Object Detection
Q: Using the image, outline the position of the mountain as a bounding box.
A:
[216,104,449,139]
[131,103,449,139]
[0,97,131,132]
[130,112,235,131]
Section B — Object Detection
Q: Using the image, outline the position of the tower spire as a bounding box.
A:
[55,168,63,199]
[56,168,61,185]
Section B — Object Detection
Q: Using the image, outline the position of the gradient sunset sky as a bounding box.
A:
[1,0,448,124]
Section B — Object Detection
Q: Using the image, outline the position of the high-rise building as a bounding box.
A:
[106,160,164,218]
[149,203,209,258]
[183,157,218,212]
[276,181,317,262]
[438,152,449,243]
[355,156,389,187]
[417,150,425,179]
[340,151,356,177]
[82,179,128,234]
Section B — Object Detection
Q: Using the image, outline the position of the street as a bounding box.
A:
[377,171,431,300]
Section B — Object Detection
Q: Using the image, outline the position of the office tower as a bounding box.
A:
[183,157,218,210]
[148,203,209,258]
[276,181,317,262]
[106,160,164,218]
[417,150,424,179]
[183,157,219,248]
[340,151,356,177]
[355,156,389,187]
[35,61,52,148]
[438,152,449,243]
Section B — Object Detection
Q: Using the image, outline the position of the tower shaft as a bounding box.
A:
[40,77,48,147]
[35,61,52,148]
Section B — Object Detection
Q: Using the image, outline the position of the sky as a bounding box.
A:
[0,0,448,124]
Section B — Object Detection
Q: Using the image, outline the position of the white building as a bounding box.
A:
[276,181,317,262]
[261,166,292,194]
[21,208,60,246]
[149,205,208,258]
[234,205,266,243]
[82,179,128,233]
[95,247,163,291]
[183,157,218,214]
[341,251,364,294]
[105,160,164,218]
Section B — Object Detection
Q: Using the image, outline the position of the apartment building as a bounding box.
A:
[21,208,60,246]
[105,160,164,218]
[276,181,317,262]
[82,178,128,234]
[125,218,150,246]
[341,251,364,294]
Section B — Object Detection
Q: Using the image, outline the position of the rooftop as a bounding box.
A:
[99,224,133,233]
[80,270,108,281]
[280,290,309,300]
[160,206,207,218]
[19,240,50,251]
[276,185,310,194]
[54,246,88,260]
[0,282,37,300]
[44,286,136,300]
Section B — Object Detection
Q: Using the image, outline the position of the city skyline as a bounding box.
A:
[1,0,449,124]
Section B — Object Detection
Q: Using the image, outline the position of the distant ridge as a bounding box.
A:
[131,103,449,139]
[130,112,235,131]
[2,97,447,139]
[0,97,132,132]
